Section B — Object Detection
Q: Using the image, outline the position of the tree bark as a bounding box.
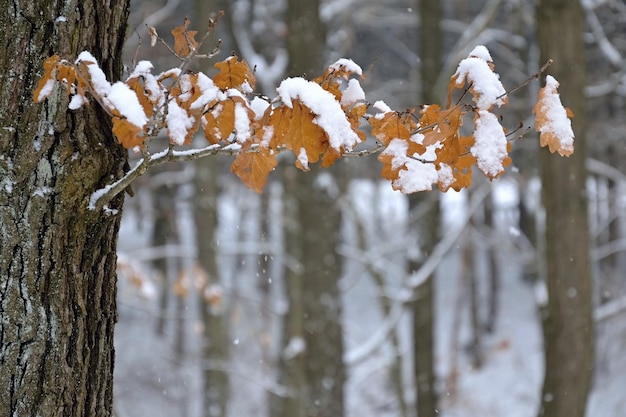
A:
[536,1,594,417]
[0,1,129,416]
[411,1,442,415]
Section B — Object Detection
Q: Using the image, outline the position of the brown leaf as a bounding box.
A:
[532,75,575,157]
[267,99,329,171]
[203,99,235,144]
[421,105,464,146]
[231,144,278,193]
[436,135,476,192]
[112,116,144,149]
[171,17,198,57]
[213,56,256,91]
[33,55,61,102]
[369,111,416,146]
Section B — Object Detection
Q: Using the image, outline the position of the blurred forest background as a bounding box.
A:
[112,1,626,416]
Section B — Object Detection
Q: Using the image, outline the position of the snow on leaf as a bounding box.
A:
[166,99,195,145]
[75,52,111,97]
[449,45,507,110]
[33,55,61,102]
[378,138,437,193]
[276,77,361,152]
[532,75,575,157]
[230,144,277,193]
[125,77,154,118]
[471,110,510,178]
[171,17,198,57]
[213,56,256,92]
[267,98,328,170]
[107,82,148,128]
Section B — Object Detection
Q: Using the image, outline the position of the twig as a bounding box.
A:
[501,59,553,98]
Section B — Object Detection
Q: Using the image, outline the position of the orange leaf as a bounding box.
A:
[532,75,574,157]
[436,135,475,192]
[231,144,278,193]
[33,55,61,102]
[267,99,329,171]
[112,117,144,149]
[203,99,235,144]
[421,105,464,146]
[171,17,198,57]
[369,111,416,146]
[213,56,256,91]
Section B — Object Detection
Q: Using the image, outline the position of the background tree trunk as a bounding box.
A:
[193,3,231,417]
[271,1,346,417]
[536,1,595,417]
[411,1,443,415]
[0,1,129,416]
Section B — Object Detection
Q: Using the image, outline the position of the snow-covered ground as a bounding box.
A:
[113,177,626,417]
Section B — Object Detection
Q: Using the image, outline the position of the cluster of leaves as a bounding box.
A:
[33,19,574,195]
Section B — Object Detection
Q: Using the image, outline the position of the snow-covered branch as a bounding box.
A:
[89,143,240,211]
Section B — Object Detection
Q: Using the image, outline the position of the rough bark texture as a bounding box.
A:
[0,1,129,416]
[536,1,595,417]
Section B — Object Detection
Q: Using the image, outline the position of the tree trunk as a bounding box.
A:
[411,1,443,415]
[0,1,129,416]
[193,3,230,417]
[536,2,594,417]
[271,2,346,416]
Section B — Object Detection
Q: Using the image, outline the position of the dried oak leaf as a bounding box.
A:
[171,17,198,57]
[33,55,61,102]
[231,143,278,193]
[369,110,416,146]
[436,135,476,192]
[112,116,144,149]
[420,105,464,146]
[213,56,256,91]
[267,99,329,171]
[532,75,575,157]
[203,98,236,144]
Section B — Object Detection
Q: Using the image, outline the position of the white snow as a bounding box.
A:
[166,100,194,145]
[68,93,88,110]
[234,102,252,143]
[341,78,366,106]
[453,46,507,110]
[472,110,508,177]
[249,96,270,119]
[381,138,438,193]
[36,79,55,102]
[128,60,154,79]
[190,73,221,111]
[297,147,309,170]
[372,100,393,116]
[329,58,363,76]
[76,51,111,97]
[276,77,361,151]
[107,82,148,128]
